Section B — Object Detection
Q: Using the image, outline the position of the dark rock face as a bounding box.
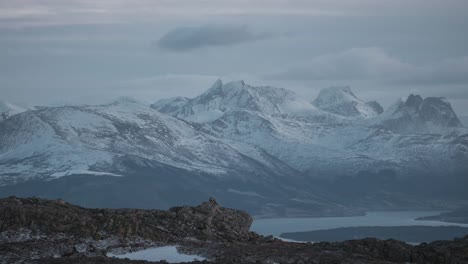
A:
[411,237,468,264]
[0,196,255,243]
[419,97,462,127]
[167,197,254,241]
[1,197,468,264]
[184,236,468,264]
[382,94,462,133]
[313,237,468,264]
[405,94,423,109]
[366,101,384,114]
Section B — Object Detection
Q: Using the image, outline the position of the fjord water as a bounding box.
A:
[251,211,468,236]
[108,246,205,263]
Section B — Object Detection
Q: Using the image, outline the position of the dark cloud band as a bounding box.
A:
[157,25,270,51]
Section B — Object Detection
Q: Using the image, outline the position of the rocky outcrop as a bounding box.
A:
[315,237,468,264]
[1,197,468,264]
[188,236,468,264]
[168,197,253,241]
[379,94,463,133]
[0,196,255,243]
[366,101,384,114]
[419,97,462,127]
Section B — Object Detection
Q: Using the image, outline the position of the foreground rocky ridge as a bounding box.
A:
[0,196,254,243]
[1,197,468,264]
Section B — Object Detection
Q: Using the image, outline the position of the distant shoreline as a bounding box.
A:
[416,208,468,224]
[280,225,468,243]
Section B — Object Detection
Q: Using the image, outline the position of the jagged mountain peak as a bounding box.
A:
[317,86,356,99]
[313,86,382,118]
[208,79,245,91]
[376,94,462,132]
[211,78,224,89]
[154,79,320,122]
[109,96,145,106]
[419,96,462,128]
[366,101,384,114]
[151,96,190,116]
[404,94,423,109]
[200,79,292,101]
[197,80,251,103]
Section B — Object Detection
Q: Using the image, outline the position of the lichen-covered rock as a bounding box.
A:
[314,238,412,263]
[168,197,253,241]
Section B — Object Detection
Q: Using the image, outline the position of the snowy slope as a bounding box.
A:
[0,101,30,121]
[0,98,347,216]
[151,97,190,117]
[0,99,299,185]
[371,94,463,133]
[155,80,468,177]
[313,86,383,118]
[152,80,327,122]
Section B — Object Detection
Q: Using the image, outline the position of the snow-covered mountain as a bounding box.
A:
[154,81,468,178]
[0,99,297,184]
[373,94,463,133]
[0,98,344,216]
[151,80,325,122]
[0,101,30,121]
[1,80,467,214]
[313,86,383,118]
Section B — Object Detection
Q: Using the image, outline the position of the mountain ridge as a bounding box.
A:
[312,86,383,118]
[373,94,463,133]
[151,79,324,123]
[154,80,467,175]
[1,80,467,216]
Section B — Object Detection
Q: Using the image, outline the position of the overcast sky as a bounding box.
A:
[1,0,468,115]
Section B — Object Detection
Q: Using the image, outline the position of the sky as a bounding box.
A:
[1,0,468,115]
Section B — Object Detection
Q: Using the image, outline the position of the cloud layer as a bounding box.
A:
[157,25,269,51]
[271,47,468,85]
[1,1,468,115]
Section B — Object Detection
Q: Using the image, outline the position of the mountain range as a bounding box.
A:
[1,81,467,216]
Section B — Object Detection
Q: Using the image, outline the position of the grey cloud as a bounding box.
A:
[157,25,270,51]
[398,57,468,86]
[270,47,468,86]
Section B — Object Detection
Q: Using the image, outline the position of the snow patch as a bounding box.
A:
[283,99,319,115]
[50,170,123,178]
[227,188,265,198]
[185,110,224,123]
